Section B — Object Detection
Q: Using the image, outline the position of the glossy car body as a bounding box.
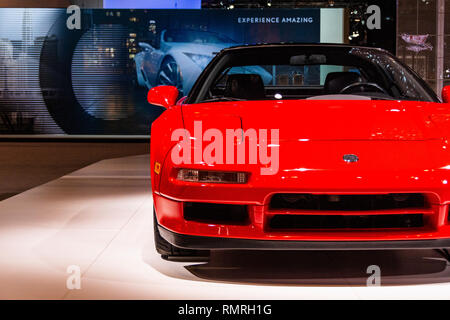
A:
[150,44,450,252]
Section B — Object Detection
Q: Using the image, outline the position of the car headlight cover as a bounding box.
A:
[177,169,248,184]
[183,53,212,69]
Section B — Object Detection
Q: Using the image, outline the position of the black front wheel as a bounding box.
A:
[157,56,184,96]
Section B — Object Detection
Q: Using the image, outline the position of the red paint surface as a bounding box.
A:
[151,97,450,242]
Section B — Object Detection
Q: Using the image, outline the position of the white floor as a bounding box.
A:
[1,154,450,299]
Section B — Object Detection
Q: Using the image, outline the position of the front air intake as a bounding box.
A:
[269,193,427,211]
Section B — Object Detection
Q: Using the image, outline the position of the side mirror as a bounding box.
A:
[147,85,179,109]
[442,86,450,103]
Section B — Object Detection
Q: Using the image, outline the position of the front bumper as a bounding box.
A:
[153,135,450,244]
[154,192,450,243]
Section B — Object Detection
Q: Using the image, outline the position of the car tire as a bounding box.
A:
[156,56,184,96]
[153,208,209,260]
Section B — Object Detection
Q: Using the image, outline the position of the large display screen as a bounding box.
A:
[0,8,393,136]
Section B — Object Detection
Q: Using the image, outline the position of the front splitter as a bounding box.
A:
[158,225,450,250]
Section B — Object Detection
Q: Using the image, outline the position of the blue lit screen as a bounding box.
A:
[103,0,201,9]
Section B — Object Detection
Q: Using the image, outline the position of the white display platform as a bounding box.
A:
[0,155,450,299]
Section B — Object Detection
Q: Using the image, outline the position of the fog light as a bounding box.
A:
[177,169,248,184]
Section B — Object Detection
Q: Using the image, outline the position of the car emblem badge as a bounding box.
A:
[343,154,359,163]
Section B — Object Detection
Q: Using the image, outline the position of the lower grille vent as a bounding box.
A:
[269,214,424,230]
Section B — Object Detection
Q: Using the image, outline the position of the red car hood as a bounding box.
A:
[182,99,445,142]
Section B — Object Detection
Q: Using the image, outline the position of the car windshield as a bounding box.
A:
[163,29,236,44]
[189,46,438,103]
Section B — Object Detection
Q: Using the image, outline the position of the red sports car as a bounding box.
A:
[148,44,450,260]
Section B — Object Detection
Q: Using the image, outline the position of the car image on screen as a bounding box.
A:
[134,29,272,96]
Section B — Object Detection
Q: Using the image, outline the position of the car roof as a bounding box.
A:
[220,43,390,54]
